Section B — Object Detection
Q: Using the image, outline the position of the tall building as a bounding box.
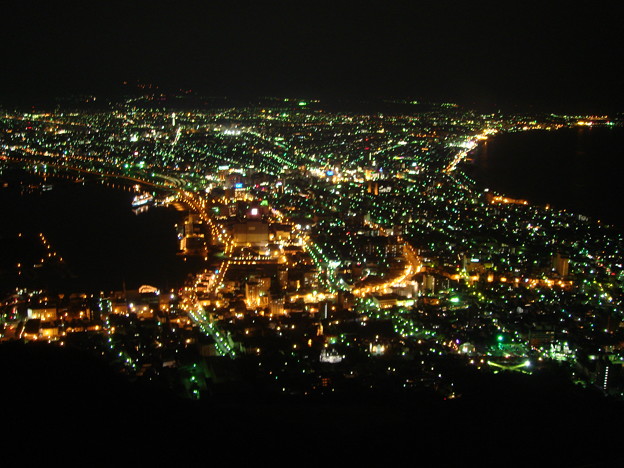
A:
[552,252,569,277]
[245,282,260,309]
[366,181,379,195]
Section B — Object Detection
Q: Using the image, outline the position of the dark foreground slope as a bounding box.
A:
[1,342,622,467]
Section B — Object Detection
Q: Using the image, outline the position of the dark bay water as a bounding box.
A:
[0,171,191,293]
[468,126,624,227]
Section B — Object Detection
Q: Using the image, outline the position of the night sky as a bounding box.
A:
[1,1,623,112]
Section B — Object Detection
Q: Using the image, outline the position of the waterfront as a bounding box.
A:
[0,169,190,294]
[469,126,624,228]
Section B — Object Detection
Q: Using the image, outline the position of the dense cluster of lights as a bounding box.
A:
[1,97,622,399]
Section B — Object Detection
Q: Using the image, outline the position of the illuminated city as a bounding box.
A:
[2,2,624,465]
[2,97,623,399]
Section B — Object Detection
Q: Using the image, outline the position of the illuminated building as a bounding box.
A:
[367,181,379,195]
[233,221,269,246]
[269,294,285,315]
[245,282,261,309]
[552,252,569,277]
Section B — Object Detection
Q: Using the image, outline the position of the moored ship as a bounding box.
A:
[132,192,154,207]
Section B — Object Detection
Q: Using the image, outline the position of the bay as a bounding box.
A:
[468,126,624,228]
[0,169,192,294]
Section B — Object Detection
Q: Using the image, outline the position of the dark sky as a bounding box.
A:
[2,1,622,112]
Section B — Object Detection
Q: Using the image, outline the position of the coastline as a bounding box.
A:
[0,170,189,293]
[464,126,624,229]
